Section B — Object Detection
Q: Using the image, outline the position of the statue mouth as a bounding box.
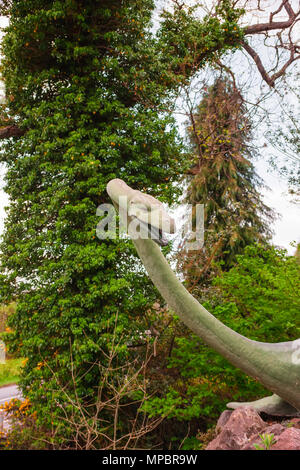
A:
[134,218,169,246]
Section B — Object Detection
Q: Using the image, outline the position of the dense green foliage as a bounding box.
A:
[143,244,300,447]
[215,244,300,341]
[0,0,245,447]
[178,78,274,287]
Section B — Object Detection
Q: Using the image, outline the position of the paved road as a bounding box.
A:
[0,384,22,405]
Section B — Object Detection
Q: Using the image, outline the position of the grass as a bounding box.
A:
[0,303,16,333]
[0,358,23,387]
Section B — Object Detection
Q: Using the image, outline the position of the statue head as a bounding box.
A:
[106,178,176,246]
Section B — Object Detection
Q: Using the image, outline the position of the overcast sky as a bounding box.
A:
[0,5,300,254]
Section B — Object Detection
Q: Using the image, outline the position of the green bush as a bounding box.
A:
[215,244,300,342]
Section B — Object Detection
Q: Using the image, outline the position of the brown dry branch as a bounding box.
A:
[240,0,300,86]
[38,324,167,450]
[0,125,25,139]
[243,0,297,34]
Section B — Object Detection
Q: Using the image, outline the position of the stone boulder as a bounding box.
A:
[241,423,286,450]
[271,428,300,450]
[206,407,265,450]
[206,406,300,450]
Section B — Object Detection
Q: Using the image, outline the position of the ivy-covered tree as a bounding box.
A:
[0,0,246,446]
[178,77,275,289]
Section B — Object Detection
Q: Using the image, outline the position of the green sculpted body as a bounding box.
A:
[107,179,300,415]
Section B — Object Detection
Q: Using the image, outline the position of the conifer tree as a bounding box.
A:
[179,77,274,289]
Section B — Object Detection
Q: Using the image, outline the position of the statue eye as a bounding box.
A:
[131,202,150,212]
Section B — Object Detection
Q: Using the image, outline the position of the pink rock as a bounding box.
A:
[206,407,266,450]
[288,418,300,429]
[241,423,286,450]
[271,428,300,450]
[215,410,233,432]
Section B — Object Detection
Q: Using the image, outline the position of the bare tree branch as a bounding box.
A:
[244,0,296,34]
[240,1,300,86]
[241,40,276,86]
[0,124,25,139]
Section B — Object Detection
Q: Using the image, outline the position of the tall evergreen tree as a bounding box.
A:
[178,77,274,290]
[0,0,244,444]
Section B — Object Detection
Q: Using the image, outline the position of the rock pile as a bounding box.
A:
[206,406,300,450]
